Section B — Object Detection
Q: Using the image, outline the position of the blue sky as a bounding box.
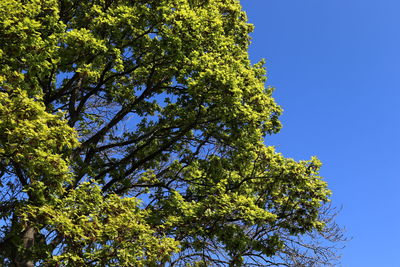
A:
[242,0,400,266]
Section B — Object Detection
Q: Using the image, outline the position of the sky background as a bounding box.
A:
[241,1,400,266]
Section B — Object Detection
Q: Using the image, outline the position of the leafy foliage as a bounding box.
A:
[0,0,343,266]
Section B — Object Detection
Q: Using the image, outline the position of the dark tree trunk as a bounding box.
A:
[13,226,35,267]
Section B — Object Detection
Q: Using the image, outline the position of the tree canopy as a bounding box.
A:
[0,0,343,266]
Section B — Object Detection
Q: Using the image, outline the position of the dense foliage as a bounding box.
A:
[0,0,342,266]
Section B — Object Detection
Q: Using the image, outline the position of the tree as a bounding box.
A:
[0,0,344,266]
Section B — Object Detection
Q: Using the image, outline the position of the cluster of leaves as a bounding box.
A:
[0,89,78,188]
[23,182,179,266]
[0,0,343,266]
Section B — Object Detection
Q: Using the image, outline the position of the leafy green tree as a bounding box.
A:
[0,0,343,266]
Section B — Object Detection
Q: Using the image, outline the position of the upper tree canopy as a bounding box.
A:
[0,0,340,266]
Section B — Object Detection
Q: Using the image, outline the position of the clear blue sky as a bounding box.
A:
[242,1,400,266]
